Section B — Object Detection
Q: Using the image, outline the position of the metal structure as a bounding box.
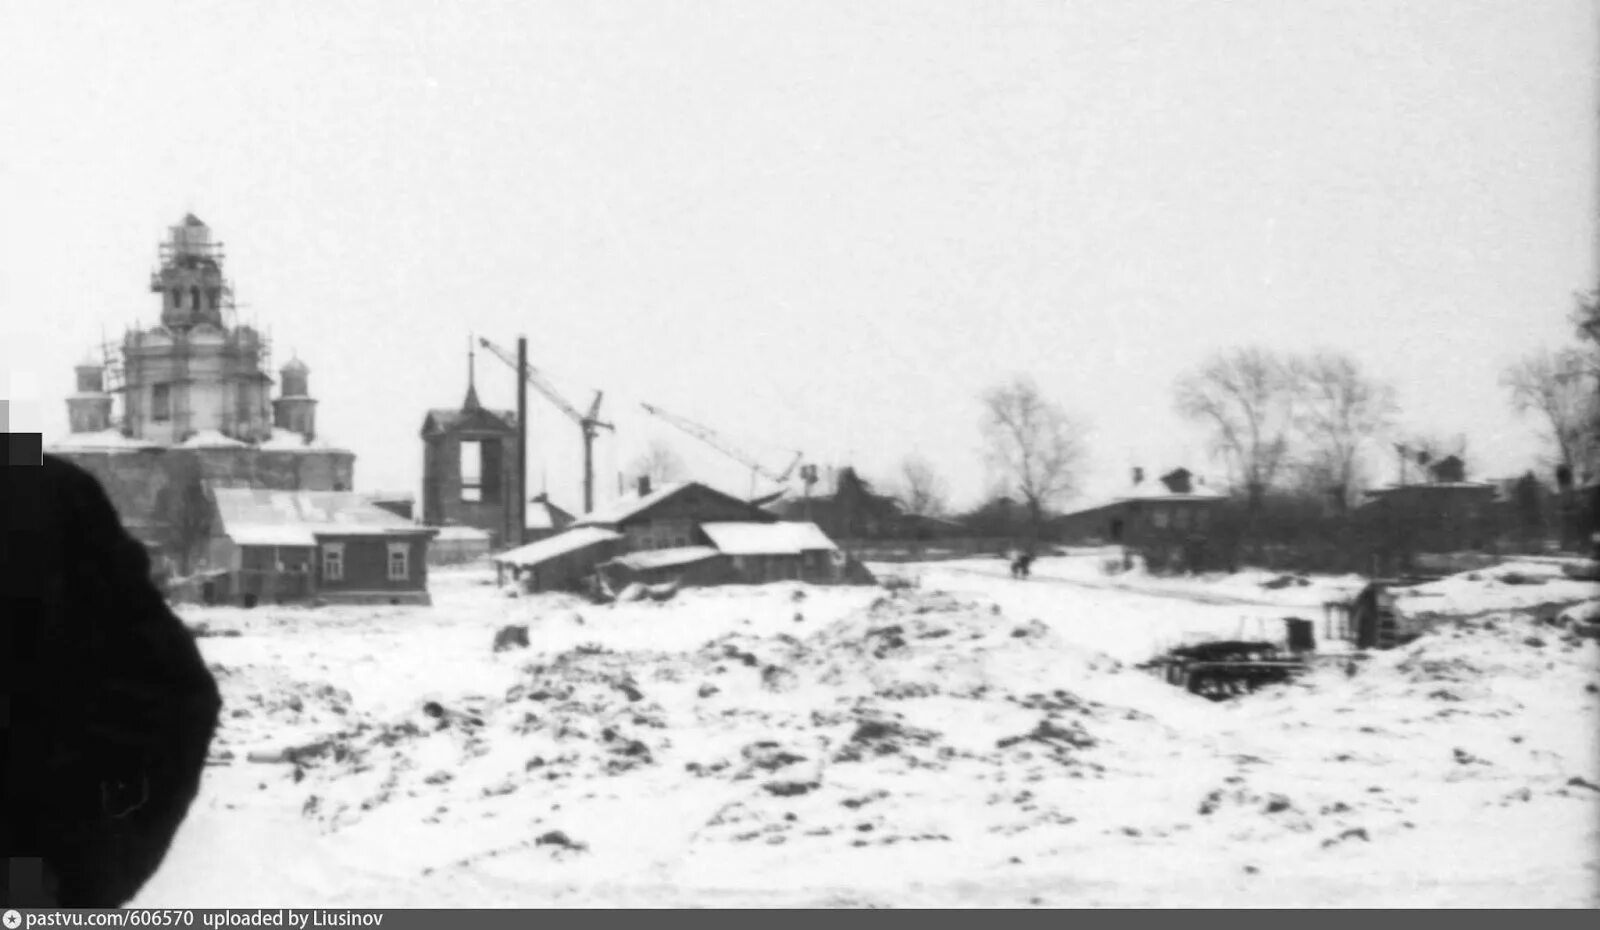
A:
[1145,640,1310,701]
[478,336,613,515]
[639,401,802,499]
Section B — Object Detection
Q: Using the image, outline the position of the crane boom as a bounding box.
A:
[478,336,613,514]
[477,338,589,426]
[640,402,798,487]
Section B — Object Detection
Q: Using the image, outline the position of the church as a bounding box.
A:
[48,215,362,575]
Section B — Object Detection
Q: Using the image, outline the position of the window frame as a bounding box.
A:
[322,542,345,582]
[387,541,409,581]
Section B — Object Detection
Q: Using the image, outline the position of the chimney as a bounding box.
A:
[637,476,652,497]
[1132,467,1144,486]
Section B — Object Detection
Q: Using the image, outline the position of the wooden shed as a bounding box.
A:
[492,526,624,593]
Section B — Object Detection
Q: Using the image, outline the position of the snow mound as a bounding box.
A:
[274,590,1163,860]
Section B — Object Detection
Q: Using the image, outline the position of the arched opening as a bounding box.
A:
[191,286,203,313]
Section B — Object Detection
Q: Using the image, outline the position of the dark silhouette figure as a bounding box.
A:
[4,455,222,908]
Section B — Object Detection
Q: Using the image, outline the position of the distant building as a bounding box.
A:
[420,351,521,552]
[492,527,625,592]
[1358,472,1498,558]
[573,476,774,541]
[698,520,844,584]
[428,525,494,566]
[47,215,355,565]
[493,477,858,593]
[362,492,416,521]
[1053,467,1228,567]
[206,488,437,606]
[524,492,575,543]
[766,466,903,540]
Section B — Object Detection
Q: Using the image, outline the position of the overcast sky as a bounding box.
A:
[3,0,1595,512]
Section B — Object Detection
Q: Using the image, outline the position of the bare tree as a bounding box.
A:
[979,376,1086,539]
[894,454,950,517]
[1502,347,1600,483]
[1174,347,1300,505]
[627,440,687,487]
[1292,350,1398,509]
[1572,289,1600,360]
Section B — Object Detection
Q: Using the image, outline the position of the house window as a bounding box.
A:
[322,543,344,582]
[152,383,172,422]
[1174,508,1191,530]
[387,542,409,581]
[1151,507,1170,529]
[460,440,483,502]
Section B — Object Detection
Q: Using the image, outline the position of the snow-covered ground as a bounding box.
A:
[131,558,1600,908]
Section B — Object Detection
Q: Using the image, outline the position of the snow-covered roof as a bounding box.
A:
[573,482,692,526]
[1059,481,1227,518]
[258,428,346,452]
[213,488,434,547]
[179,429,248,449]
[433,526,492,543]
[46,429,157,451]
[607,545,722,572]
[1117,480,1225,502]
[492,527,622,567]
[701,521,838,555]
[225,525,322,547]
[526,497,575,531]
[1366,482,1497,493]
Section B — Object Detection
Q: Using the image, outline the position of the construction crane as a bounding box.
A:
[478,337,614,515]
[639,401,802,499]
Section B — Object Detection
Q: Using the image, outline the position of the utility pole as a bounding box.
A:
[477,336,613,518]
[517,336,529,547]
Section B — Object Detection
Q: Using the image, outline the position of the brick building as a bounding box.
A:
[420,353,522,552]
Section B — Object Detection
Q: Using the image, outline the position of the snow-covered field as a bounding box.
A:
[132,556,1600,908]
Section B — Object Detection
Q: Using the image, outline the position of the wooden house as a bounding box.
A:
[1054,468,1227,551]
[766,467,903,540]
[494,478,857,594]
[699,521,845,584]
[207,488,437,606]
[492,526,625,593]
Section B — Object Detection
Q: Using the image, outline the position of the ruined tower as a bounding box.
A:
[420,346,521,550]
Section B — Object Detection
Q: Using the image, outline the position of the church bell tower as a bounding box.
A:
[152,214,226,330]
